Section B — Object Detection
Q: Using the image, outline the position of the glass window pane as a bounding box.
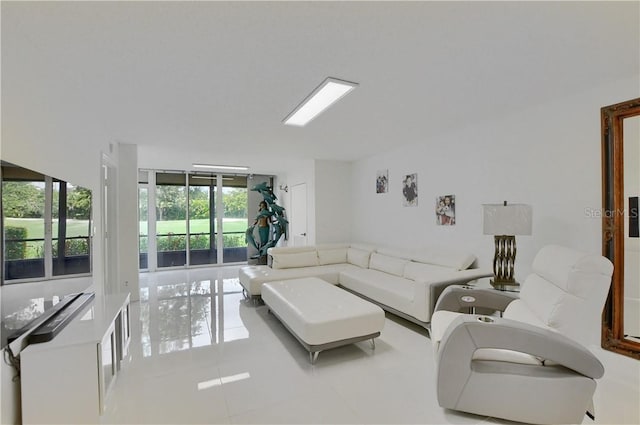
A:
[156,173,186,268]
[139,184,148,269]
[52,181,92,276]
[188,174,216,265]
[222,175,248,263]
[2,164,46,280]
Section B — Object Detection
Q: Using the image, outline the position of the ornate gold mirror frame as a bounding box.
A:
[601,97,640,360]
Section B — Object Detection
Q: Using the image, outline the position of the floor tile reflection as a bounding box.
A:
[103,266,640,425]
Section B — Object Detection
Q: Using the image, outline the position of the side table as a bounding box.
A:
[437,281,519,316]
[471,277,521,293]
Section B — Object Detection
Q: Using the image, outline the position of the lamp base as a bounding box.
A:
[492,235,519,286]
[490,278,520,291]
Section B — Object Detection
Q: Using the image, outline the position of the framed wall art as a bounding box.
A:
[376,169,388,194]
[436,195,455,225]
[402,173,418,207]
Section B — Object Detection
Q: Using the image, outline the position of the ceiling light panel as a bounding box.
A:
[284,77,358,127]
[192,164,249,171]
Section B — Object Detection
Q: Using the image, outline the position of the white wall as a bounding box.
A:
[315,160,352,244]
[350,76,639,282]
[275,159,316,246]
[116,143,140,301]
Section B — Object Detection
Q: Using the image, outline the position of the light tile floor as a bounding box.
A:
[33,266,639,424]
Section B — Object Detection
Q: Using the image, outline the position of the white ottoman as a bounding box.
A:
[262,277,385,363]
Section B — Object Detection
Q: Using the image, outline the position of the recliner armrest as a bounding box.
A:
[438,315,604,379]
[434,285,518,314]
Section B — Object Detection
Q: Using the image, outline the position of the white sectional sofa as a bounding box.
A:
[238,243,492,326]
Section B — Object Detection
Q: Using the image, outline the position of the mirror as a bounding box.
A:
[601,97,640,359]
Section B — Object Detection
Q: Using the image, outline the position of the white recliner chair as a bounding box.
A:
[430,245,613,425]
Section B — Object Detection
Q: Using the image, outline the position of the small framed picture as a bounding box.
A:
[376,169,388,194]
[436,195,455,225]
[402,173,418,207]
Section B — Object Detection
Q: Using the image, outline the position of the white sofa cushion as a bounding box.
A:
[239,263,359,296]
[369,253,408,277]
[517,274,564,325]
[501,245,614,346]
[347,247,372,268]
[271,250,319,269]
[317,247,348,265]
[340,268,414,315]
[315,243,349,250]
[503,297,551,330]
[268,246,316,255]
[531,244,613,297]
[403,261,455,282]
[411,247,475,270]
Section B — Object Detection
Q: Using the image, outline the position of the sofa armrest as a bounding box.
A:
[434,285,518,314]
[438,315,604,379]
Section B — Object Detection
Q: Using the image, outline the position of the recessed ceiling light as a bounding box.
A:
[192,164,249,171]
[283,77,358,127]
[191,176,234,181]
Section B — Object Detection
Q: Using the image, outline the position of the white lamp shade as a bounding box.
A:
[483,204,533,235]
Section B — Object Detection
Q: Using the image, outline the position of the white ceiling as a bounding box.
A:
[2,1,639,166]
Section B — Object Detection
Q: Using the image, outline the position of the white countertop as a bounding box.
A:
[22,291,130,352]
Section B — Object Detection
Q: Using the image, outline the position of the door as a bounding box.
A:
[290,183,308,246]
[188,174,217,266]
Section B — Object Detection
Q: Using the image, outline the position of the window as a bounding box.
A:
[139,170,253,270]
[1,161,92,282]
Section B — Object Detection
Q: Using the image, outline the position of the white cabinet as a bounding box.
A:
[20,292,130,424]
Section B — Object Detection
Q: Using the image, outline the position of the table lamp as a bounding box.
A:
[483,201,532,288]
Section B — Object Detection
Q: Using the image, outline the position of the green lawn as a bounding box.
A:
[145,218,248,235]
[5,217,249,239]
[4,218,91,239]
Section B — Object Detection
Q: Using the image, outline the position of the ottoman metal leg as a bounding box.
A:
[370,338,376,350]
[310,351,319,364]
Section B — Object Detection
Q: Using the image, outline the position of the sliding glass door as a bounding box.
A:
[189,175,217,265]
[139,171,248,270]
